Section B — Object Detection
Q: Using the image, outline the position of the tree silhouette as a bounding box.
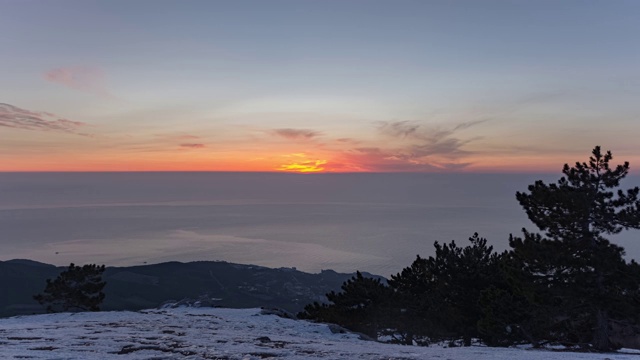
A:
[298,272,393,340]
[512,146,640,351]
[390,233,503,346]
[34,263,106,313]
[516,146,640,245]
[298,146,640,350]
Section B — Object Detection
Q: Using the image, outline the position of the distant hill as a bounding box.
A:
[0,259,383,318]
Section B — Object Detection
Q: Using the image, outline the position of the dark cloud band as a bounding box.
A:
[272,128,322,140]
[0,103,91,136]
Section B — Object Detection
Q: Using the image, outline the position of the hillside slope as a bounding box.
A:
[1,307,638,359]
[0,259,381,317]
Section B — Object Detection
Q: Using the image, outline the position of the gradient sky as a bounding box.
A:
[1,0,639,172]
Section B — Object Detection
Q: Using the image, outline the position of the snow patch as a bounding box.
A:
[0,308,637,359]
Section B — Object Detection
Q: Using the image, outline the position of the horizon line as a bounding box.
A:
[0,170,569,175]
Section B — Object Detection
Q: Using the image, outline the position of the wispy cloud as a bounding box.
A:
[335,138,361,144]
[323,120,488,171]
[176,134,201,140]
[377,120,485,159]
[44,67,111,97]
[0,103,92,136]
[272,128,322,140]
[282,152,308,158]
[154,133,201,141]
[329,146,472,172]
[179,143,205,149]
[453,119,489,131]
[377,121,420,138]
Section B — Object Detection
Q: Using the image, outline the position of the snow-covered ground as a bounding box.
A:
[0,307,637,359]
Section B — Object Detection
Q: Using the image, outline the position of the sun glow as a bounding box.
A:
[278,159,328,173]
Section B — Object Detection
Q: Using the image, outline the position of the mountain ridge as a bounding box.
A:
[0,259,383,318]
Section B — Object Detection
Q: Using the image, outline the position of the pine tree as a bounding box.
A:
[34,263,106,313]
[298,272,392,340]
[386,254,439,345]
[477,285,534,347]
[390,233,503,346]
[512,146,640,351]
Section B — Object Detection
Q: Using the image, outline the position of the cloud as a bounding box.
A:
[453,119,489,131]
[0,103,92,136]
[272,128,322,140]
[377,121,420,138]
[335,138,360,144]
[321,119,489,172]
[406,137,478,159]
[376,120,486,159]
[44,67,111,97]
[177,134,200,140]
[330,146,471,172]
[179,143,205,149]
[282,153,308,158]
[154,133,201,141]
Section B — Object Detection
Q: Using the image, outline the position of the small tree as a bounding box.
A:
[34,263,106,313]
[298,272,393,340]
[512,146,640,351]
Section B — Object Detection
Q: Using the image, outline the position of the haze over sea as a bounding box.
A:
[2,172,639,276]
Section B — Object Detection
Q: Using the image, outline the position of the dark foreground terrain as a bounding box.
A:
[0,259,380,317]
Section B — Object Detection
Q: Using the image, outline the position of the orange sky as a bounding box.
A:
[4,101,637,174]
[3,141,638,174]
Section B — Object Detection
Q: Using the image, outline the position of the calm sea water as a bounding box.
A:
[1,172,638,276]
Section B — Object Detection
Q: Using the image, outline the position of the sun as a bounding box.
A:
[278,159,327,173]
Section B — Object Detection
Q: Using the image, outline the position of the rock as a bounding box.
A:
[328,324,348,334]
[260,307,297,319]
[327,323,375,342]
[159,295,221,309]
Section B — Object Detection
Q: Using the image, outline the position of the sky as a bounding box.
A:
[1,0,639,173]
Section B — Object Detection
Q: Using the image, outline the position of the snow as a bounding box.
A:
[0,307,637,359]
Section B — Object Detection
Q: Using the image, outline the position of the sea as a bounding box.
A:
[1,172,638,276]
